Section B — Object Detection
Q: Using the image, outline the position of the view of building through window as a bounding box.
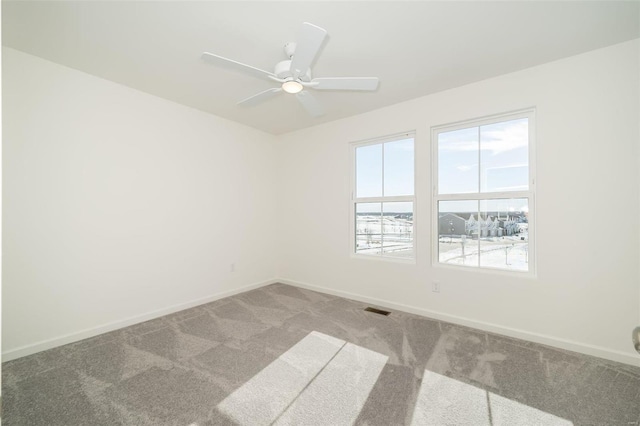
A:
[438,198,529,270]
[434,113,534,272]
[353,135,415,259]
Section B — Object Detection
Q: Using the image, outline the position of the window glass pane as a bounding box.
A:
[382,202,413,258]
[356,144,382,198]
[438,200,479,267]
[384,138,414,196]
[480,118,529,193]
[438,127,479,194]
[479,198,529,271]
[355,203,382,255]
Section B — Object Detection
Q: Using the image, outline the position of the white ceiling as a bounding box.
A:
[3,1,639,135]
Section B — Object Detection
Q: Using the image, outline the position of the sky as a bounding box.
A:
[356,137,414,198]
[438,118,529,196]
[356,137,414,214]
[355,119,530,215]
[438,118,529,213]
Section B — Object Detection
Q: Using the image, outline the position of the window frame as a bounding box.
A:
[350,131,417,263]
[431,109,536,276]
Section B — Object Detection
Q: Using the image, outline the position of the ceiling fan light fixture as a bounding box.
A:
[282,80,303,94]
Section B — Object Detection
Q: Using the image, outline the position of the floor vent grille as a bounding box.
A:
[364,307,391,316]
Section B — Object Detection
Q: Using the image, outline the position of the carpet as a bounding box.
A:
[2,283,639,425]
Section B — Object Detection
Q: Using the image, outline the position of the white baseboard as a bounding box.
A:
[277,277,640,367]
[6,277,638,367]
[2,278,278,362]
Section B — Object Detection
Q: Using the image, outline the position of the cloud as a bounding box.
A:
[439,119,528,156]
[456,164,477,172]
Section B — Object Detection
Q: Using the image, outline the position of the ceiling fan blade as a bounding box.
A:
[237,88,282,106]
[201,52,276,80]
[296,90,325,117]
[290,22,328,79]
[311,77,379,91]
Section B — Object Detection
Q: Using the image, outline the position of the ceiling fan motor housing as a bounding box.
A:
[283,42,296,59]
[275,59,311,82]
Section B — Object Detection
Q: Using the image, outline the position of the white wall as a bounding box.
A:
[2,48,278,359]
[276,40,640,366]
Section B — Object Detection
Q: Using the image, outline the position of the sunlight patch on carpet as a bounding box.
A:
[410,371,573,426]
[217,331,387,426]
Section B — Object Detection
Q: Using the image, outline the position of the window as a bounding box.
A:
[433,110,535,273]
[351,133,415,260]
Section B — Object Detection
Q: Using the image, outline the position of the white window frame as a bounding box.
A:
[350,131,417,263]
[431,109,536,276]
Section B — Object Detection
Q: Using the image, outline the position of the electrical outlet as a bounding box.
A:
[230,263,235,273]
[432,281,440,293]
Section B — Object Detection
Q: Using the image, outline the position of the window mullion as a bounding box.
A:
[477,200,481,267]
[477,125,482,267]
[356,196,413,203]
[478,125,482,194]
[436,191,532,202]
[380,143,385,256]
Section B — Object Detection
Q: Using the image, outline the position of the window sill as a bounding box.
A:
[351,253,416,265]
[433,262,537,280]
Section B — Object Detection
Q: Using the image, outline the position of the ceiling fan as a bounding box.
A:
[201,22,380,117]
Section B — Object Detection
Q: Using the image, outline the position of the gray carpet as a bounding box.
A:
[2,283,639,425]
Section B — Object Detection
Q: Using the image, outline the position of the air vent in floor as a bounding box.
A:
[364,307,391,316]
